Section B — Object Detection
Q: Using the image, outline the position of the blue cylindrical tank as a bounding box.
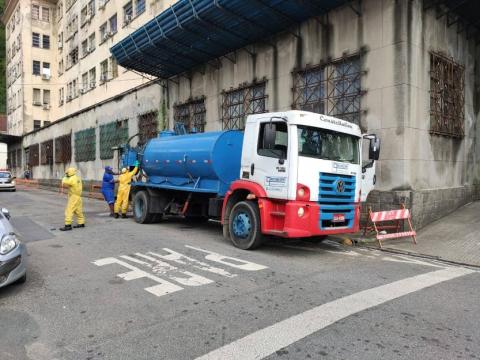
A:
[141,130,244,195]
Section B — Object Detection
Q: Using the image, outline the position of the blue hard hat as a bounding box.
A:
[105,166,113,172]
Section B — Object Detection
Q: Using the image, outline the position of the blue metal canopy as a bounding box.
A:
[110,0,348,78]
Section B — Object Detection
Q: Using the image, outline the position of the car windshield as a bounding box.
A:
[0,172,11,178]
[297,125,359,164]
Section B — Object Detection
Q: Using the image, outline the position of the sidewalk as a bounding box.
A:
[352,201,480,267]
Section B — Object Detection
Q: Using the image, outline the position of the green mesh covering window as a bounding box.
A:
[74,128,96,162]
[99,120,129,159]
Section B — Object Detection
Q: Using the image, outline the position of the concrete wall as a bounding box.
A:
[12,81,163,180]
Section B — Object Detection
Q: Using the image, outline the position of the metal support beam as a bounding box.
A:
[213,0,275,47]
[436,0,468,19]
[246,0,301,38]
[348,0,362,16]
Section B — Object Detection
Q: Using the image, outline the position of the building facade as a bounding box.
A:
[2,0,176,135]
[4,0,480,229]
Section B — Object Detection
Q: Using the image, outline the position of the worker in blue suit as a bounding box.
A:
[101,166,117,217]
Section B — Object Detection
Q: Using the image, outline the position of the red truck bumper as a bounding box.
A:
[258,199,360,238]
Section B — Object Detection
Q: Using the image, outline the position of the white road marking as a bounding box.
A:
[195,266,475,360]
[148,249,236,278]
[186,246,268,271]
[382,254,444,268]
[93,257,183,297]
[133,253,214,287]
[93,247,268,297]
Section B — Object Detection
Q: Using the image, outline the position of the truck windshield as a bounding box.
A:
[297,125,359,164]
[0,172,10,178]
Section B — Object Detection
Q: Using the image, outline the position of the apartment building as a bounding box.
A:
[2,0,176,136]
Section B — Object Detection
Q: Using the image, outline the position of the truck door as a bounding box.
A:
[360,135,380,202]
[250,120,289,199]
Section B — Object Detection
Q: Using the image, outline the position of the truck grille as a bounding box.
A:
[319,172,356,229]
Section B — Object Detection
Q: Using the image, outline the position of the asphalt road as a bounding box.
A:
[1,188,479,360]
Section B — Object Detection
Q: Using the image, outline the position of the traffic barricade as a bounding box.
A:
[364,204,417,248]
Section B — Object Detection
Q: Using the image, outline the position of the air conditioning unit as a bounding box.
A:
[123,15,132,26]
[100,74,107,83]
[58,42,63,49]
[80,88,86,94]
[42,73,51,80]
[66,95,72,101]
[90,81,96,89]
[33,100,41,106]
[59,99,64,106]
[99,0,106,10]
[102,33,109,41]
[43,104,50,110]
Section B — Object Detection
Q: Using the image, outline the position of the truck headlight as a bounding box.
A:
[0,233,18,255]
[11,180,15,186]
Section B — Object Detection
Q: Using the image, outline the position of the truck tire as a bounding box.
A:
[133,191,155,224]
[228,201,263,250]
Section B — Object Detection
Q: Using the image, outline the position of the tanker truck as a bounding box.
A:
[120,111,380,250]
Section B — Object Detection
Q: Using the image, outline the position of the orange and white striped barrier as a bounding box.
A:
[364,204,417,248]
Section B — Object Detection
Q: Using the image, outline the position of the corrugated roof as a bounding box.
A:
[426,0,480,42]
[110,0,348,78]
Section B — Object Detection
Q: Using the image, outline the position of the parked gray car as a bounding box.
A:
[0,208,26,288]
[0,171,16,191]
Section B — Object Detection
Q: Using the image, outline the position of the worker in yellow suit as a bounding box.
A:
[60,167,85,231]
[114,161,139,218]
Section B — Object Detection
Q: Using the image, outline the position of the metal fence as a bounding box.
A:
[173,97,206,132]
[138,111,158,145]
[29,144,40,167]
[74,128,96,162]
[99,120,129,159]
[55,134,72,164]
[222,80,268,130]
[429,52,465,138]
[292,54,364,125]
[41,140,54,165]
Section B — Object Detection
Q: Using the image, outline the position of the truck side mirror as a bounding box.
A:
[369,137,380,161]
[263,123,276,150]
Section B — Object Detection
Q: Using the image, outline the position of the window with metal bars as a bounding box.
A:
[429,52,465,138]
[29,144,40,167]
[292,55,364,125]
[55,134,72,164]
[99,120,129,159]
[74,128,96,162]
[174,97,206,133]
[222,81,267,130]
[41,140,54,165]
[138,111,158,145]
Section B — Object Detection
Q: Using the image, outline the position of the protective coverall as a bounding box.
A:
[114,164,138,218]
[60,168,85,230]
[101,166,116,216]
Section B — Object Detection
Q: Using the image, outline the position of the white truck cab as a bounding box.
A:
[223,111,380,249]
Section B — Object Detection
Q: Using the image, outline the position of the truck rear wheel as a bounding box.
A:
[228,201,263,250]
[133,191,155,224]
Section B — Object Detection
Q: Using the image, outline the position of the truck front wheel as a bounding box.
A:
[133,190,155,224]
[228,201,263,250]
